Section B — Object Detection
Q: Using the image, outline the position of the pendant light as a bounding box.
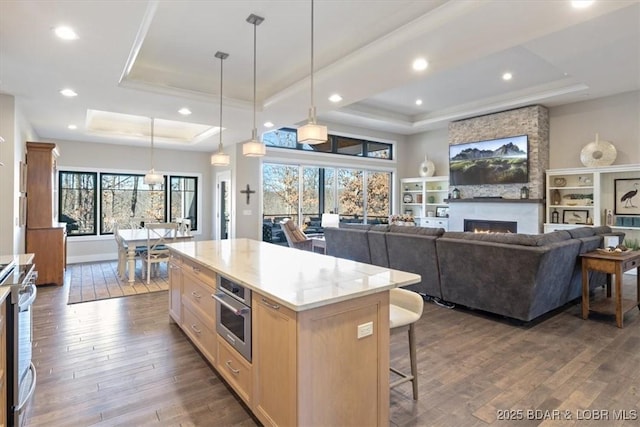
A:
[242,13,266,157]
[143,118,163,186]
[297,0,327,145]
[211,51,231,166]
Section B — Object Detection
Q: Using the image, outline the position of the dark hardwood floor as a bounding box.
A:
[24,270,640,426]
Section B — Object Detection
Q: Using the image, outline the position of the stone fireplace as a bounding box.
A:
[447,105,549,233]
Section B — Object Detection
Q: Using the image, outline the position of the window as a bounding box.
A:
[58,171,97,235]
[262,163,391,241]
[100,173,166,234]
[58,170,198,237]
[170,176,198,230]
[263,128,393,160]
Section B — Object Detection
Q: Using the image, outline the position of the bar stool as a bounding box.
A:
[389,288,424,399]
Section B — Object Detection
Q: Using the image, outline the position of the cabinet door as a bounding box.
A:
[168,254,182,323]
[252,293,297,427]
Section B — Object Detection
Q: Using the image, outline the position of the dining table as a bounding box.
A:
[117,228,193,283]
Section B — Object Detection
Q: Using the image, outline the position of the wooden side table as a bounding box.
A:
[581,250,640,328]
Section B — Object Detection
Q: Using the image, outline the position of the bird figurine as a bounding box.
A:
[620,183,639,208]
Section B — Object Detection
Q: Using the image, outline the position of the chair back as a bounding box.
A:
[176,218,192,235]
[281,219,309,246]
[146,222,178,254]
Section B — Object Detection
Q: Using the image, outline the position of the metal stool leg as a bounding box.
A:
[408,323,418,400]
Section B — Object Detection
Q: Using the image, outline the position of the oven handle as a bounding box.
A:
[16,362,37,411]
[19,284,37,311]
[212,293,250,316]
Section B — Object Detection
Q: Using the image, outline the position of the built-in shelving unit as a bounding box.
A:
[545,165,640,244]
[400,176,449,230]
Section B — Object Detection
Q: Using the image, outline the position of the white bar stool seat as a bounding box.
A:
[389,288,424,400]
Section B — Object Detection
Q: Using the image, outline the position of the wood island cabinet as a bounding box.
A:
[180,258,217,365]
[252,293,297,426]
[25,142,66,286]
[166,239,418,427]
[168,253,183,323]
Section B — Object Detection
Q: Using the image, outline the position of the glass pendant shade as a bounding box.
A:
[243,138,266,157]
[211,151,230,166]
[144,169,163,185]
[298,111,327,145]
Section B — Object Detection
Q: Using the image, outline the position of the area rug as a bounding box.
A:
[67,260,168,304]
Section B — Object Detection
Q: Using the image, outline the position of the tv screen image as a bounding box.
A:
[449,135,528,186]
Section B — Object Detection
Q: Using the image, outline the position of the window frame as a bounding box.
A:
[57,167,200,239]
[263,128,394,160]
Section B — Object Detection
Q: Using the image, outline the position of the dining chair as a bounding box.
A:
[176,218,192,235]
[141,222,178,284]
[389,287,424,400]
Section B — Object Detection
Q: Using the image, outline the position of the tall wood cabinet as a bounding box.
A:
[25,142,66,285]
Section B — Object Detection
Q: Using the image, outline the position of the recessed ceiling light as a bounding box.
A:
[412,58,428,71]
[415,99,423,106]
[328,94,342,103]
[54,26,78,40]
[502,72,513,81]
[67,124,77,130]
[178,107,191,116]
[60,88,77,97]
[264,121,274,128]
[572,0,594,9]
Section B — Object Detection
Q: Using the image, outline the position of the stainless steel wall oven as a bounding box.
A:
[212,276,252,362]
[0,259,38,427]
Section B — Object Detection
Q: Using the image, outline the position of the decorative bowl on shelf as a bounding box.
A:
[553,177,566,187]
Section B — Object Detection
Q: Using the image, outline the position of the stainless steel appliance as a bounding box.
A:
[212,276,251,362]
[0,259,38,427]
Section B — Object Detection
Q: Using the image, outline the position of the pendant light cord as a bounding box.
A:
[309,0,315,124]
[219,55,224,151]
[150,117,155,169]
[252,19,257,140]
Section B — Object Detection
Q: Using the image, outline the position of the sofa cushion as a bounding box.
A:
[591,225,612,235]
[441,230,570,247]
[340,223,372,231]
[389,225,444,236]
[566,227,596,238]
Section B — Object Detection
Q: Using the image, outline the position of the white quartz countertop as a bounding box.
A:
[167,239,421,312]
[0,253,35,266]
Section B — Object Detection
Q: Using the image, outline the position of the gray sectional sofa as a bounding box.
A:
[324,224,624,322]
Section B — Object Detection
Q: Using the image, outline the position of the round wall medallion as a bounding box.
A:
[419,156,435,177]
[580,134,616,167]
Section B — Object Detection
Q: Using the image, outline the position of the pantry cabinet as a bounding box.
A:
[25,142,66,285]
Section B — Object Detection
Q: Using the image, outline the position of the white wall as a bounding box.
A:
[549,90,640,168]
[53,139,213,263]
[0,94,36,256]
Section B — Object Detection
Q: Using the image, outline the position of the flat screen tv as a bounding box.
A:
[449,134,528,186]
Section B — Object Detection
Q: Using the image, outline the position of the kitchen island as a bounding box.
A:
[166,238,420,427]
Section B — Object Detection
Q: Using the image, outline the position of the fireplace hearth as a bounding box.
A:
[464,219,517,233]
